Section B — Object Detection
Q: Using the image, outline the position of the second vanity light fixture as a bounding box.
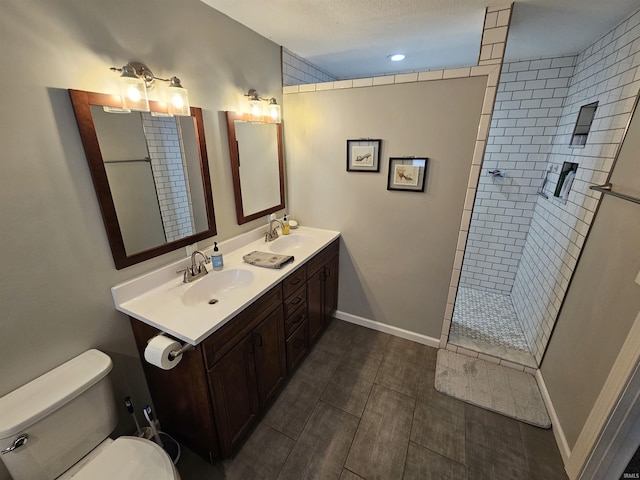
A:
[110,61,190,116]
[245,89,281,123]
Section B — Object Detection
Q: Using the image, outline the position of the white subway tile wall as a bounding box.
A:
[441,5,513,355]
[459,55,577,294]
[511,9,640,364]
[141,114,195,243]
[282,48,337,86]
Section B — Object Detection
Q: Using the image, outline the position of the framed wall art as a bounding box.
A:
[346,139,382,172]
[387,157,428,192]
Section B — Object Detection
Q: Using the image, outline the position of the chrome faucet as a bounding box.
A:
[265,219,283,242]
[177,250,210,283]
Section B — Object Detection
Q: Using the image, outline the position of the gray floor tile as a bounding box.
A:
[314,318,360,357]
[262,376,324,440]
[465,440,531,480]
[277,401,359,480]
[177,446,224,479]
[295,341,344,390]
[520,422,569,480]
[375,336,427,398]
[465,413,530,480]
[464,402,522,440]
[423,345,438,370]
[348,324,391,356]
[340,469,365,480]
[345,385,415,480]
[411,391,466,464]
[320,347,382,417]
[403,442,467,480]
[221,423,295,480]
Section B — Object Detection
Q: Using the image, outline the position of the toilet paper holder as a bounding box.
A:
[147,334,194,360]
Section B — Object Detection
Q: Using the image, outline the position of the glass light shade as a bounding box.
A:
[167,86,190,116]
[267,101,281,123]
[249,98,263,121]
[119,76,149,112]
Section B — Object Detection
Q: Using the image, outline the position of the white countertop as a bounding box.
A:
[112,226,340,345]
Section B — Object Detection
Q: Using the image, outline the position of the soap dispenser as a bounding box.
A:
[211,242,223,271]
[282,214,290,235]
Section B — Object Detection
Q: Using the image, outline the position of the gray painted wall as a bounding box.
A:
[0,1,282,477]
[541,95,640,449]
[283,77,487,338]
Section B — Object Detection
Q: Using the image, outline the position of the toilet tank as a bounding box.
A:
[0,350,117,480]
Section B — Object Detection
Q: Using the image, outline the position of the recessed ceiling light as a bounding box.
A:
[388,53,406,62]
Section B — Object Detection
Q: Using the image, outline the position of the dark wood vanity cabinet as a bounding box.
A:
[129,239,339,462]
[207,304,286,455]
[307,240,339,342]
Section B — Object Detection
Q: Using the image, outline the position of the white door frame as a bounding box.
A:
[566,308,640,479]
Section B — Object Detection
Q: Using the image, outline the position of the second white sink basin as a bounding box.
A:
[181,269,254,306]
[268,234,314,254]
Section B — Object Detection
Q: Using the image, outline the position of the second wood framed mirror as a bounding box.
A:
[225,111,285,224]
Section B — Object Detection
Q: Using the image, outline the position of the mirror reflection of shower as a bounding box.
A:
[92,107,205,255]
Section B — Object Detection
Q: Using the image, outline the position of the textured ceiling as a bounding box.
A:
[201,0,639,79]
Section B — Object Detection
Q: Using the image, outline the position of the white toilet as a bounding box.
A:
[0,349,180,480]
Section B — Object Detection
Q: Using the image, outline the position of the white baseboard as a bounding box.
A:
[536,369,572,467]
[334,310,441,348]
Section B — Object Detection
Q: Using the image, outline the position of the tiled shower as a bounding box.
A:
[450,8,640,367]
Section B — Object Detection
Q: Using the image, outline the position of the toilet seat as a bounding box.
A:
[69,436,179,480]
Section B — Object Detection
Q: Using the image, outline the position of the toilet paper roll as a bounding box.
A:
[144,335,183,370]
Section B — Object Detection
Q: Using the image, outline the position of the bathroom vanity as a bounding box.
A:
[113,227,339,461]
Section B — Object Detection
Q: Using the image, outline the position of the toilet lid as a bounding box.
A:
[71,436,177,480]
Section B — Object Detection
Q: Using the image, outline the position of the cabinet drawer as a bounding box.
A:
[203,284,283,369]
[283,285,306,319]
[284,303,307,338]
[306,239,339,278]
[283,267,306,299]
[286,319,308,374]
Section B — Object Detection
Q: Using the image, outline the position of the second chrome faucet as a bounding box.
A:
[265,219,283,242]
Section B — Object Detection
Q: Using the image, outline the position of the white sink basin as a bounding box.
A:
[268,234,314,254]
[181,269,254,306]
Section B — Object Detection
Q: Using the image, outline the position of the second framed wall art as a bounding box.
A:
[387,157,428,192]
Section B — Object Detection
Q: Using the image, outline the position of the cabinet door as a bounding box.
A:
[253,306,287,407]
[324,254,339,319]
[207,337,259,456]
[307,267,325,342]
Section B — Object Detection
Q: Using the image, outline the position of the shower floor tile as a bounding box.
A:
[450,287,536,368]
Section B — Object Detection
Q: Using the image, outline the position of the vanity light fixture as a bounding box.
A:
[244,89,281,123]
[110,62,190,115]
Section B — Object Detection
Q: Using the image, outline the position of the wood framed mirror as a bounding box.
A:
[69,89,217,269]
[225,111,285,224]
